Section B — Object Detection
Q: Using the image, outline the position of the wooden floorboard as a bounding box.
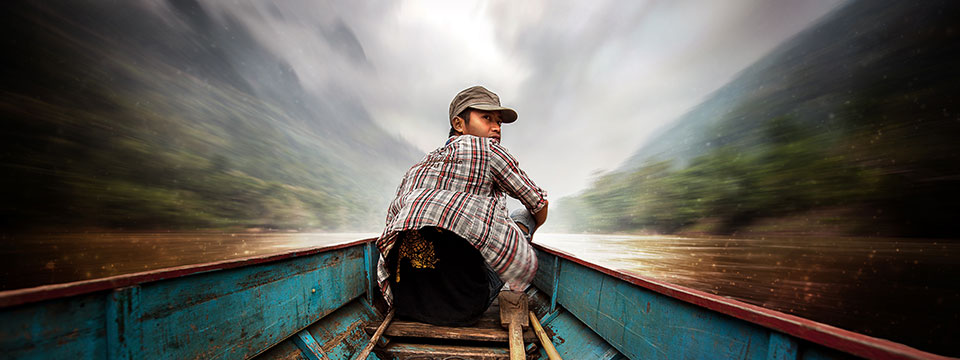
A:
[378,343,510,360]
[364,320,536,343]
[368,298,541,358]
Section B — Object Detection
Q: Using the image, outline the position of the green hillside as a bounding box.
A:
[557,0,960,237]
[1,1,422,232]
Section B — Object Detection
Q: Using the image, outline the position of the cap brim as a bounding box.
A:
[468,104,518,123]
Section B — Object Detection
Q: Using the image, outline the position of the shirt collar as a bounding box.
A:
[445,135,459,146]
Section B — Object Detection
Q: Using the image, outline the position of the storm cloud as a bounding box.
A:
[192,0,844,198]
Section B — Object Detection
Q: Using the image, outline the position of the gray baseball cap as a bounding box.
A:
[448,86,518,125]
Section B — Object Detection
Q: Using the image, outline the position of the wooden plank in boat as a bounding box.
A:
[379,343,510,360]
[364,320,536,342]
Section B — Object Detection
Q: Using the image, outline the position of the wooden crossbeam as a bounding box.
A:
[381,343,510,359]
[364,320,535,343]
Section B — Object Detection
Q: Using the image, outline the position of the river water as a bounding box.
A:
[1,232,956,356]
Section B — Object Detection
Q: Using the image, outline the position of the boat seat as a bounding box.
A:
[364,320,537,343]
[363,300,538,359]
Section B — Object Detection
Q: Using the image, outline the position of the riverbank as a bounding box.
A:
[674,206,922,239]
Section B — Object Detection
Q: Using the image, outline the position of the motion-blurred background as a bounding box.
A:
[2,0,959,355]
[3,0,958,237]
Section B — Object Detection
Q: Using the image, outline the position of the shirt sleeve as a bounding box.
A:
[488,141,548,214]
[385,167,411,224]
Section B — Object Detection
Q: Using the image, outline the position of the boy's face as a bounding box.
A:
[457,109,503,142]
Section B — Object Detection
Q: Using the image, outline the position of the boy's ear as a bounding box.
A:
[452,116,465,132]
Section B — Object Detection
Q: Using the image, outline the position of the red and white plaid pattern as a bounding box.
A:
[376,135,547,304]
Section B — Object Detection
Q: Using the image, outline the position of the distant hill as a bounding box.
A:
[620,0,958,171]
[558,0,960,238]
[0,1,423,231]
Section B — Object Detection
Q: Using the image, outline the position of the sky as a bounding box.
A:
[202,0,845,199]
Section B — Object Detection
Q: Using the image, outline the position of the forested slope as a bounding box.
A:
[1,1,422,231]
[557,0,960,237]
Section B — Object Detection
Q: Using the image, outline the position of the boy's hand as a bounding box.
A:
[516,222,530,234]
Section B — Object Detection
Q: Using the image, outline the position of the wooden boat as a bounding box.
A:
[0,237,950,359]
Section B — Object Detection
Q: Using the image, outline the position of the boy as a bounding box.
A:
[375,85,548,326]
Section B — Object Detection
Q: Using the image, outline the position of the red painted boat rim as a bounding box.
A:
[532,242,950,360]
[0,237,376,309]
[0,237,949,359]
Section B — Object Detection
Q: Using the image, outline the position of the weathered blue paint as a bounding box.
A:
[0,292,107,358]
[768,332,799,360]
[538,308,623,360]
[252,298,381,360]
[255,339,309,360]
[531,246,555,294]
[553,253,772,359]
[539,309,561,326]
[550,255,561,313]
[293,329,329,360]
[298,299,381,360]
[531,247,939,360]
[798,346,859,360]
[107,286,142,360]
[363,242,375,306]
[529,259,561,326]
[0,244,367,359]
[2,239,944,360]
[526,287,625,359]
[139,248,365,359]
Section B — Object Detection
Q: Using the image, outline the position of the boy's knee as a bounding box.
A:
[510,208,536,237]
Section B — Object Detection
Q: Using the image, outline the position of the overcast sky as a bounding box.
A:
[205,0,844,199]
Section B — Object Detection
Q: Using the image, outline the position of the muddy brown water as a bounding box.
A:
[1,232,956,356]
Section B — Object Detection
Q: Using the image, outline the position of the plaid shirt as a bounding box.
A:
[376,135,548,304]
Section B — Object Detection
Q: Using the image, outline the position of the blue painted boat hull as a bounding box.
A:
[0,239,947,359]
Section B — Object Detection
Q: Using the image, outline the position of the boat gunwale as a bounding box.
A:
[0,237,377,309]
[0,237,948,359]
[532,242,950,360]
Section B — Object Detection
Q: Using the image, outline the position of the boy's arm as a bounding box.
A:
[489,141,548,224]
[515,201,548,234]
[532,201,548,231]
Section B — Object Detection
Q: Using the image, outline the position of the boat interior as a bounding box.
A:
[0,239,944,359]
[256,285,626,360]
